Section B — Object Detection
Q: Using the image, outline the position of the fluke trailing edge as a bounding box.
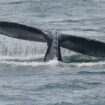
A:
[0,21,105,61]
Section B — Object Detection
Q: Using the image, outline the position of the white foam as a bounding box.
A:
[0,59,61,67]
[46,59,60,65]
[0,55,105,67]
[69,61,105,67]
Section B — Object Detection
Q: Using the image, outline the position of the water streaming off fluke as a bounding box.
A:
[0,35,47,57]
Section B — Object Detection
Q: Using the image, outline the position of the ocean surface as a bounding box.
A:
[0,0,105,105]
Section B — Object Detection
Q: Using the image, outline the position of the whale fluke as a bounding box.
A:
[60,34,105,58]
[0,21,105,62]
[0,21,47,42]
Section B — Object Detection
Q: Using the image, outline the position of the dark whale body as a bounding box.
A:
[0,21,105,61]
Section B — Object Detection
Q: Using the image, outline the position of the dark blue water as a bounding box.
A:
[0,0,105,105]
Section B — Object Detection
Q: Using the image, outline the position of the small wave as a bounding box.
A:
[53,102,73,105]
[86,82,102,85]
[38,82,86,90]
[69,61,105,67]
[48,19,79,24]
[58,19,79,23]
[83,28,99,32]
[0,0,26,5]
[0,54,105,67]
[0,59,105,67]
[0,59,61,67]
[78,71,105,75]
[45,102,73,105]
[8,1,25,4]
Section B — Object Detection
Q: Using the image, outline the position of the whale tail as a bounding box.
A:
[44,31,62,61]
[0,21,105,61]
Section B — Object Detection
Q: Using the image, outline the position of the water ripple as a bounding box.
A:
[38,82,87,90]
[78,71,105,75]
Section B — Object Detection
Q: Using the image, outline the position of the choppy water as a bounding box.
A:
[0,0,105,105]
